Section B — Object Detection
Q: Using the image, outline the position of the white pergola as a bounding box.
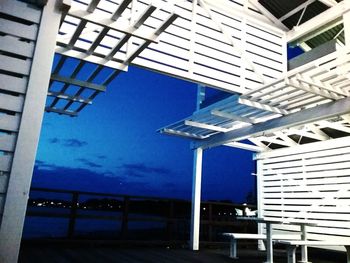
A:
[1,0,350,262]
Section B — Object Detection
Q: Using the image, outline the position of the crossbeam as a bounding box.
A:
[185,120,230,133]
[50,74,106,91]
[193,96,350,149]
[223,141,263,152]
[287,1,350,43]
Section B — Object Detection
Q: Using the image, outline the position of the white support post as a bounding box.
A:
[0,1,64,262]
[343,10,350,48]
[190,84,205,251]
[256,157,266,251]
[190,147,203,251]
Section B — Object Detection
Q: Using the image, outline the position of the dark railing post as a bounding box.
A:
[208,203,213,241]
[67,192,79,238]
[121,196,129,238]
[167,200,174,241]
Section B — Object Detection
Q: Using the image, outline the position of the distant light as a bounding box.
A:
[203,207,206,211]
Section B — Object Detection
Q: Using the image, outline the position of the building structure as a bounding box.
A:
[1,0,350,262]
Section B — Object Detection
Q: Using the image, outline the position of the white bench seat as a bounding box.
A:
[275,240,350,263]
[223,233,301,259]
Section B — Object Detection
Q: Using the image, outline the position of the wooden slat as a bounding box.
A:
[0,35,35,58]
[0,134,16,152]
[0,55,31,76]
[0,155,12,172]
[0,74,27,94]
[0,194,3,214]
[0,1,41,23]
[0,174,8,194]
[0,114,20,132]
[0,18,38,41]
[0,94,24,112]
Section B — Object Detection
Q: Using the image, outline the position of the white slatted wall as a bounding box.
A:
[0,1,42,219]
[257,136,350,250]
[58,0,286,93]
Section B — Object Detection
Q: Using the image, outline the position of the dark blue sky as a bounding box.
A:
[32,62,257,203]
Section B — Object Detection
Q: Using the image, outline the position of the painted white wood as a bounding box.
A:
[0,174,8,194]
[0,194,4,213]
[0,1,62,262]
[0,155,12,173]
[0,19,38,41]
[0,114,20,132]
[0,1,41,23]
[0,35,35,58]
[0,94,24,113]
[0,134,16,152]
[59,0,286,93]
[0,55,31,76]
[287,1,350,43]
[190,147,203,251]
[257,137,350,251]
[0,75,27,94]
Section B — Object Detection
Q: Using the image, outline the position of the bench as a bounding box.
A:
[223,233,301,259]
[276,240,350,263]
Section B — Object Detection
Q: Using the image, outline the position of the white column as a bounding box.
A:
[0,1,64,262]
[190,147,203,250]
[256,156,266,251]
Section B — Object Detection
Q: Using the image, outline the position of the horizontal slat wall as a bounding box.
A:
[0,0,40,218]
[257,136,350,250]
[58,0,286,93]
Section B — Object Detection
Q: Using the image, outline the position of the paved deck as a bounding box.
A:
[19,244,347,263]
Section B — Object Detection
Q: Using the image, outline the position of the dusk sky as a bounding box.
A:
[30,48,309,203]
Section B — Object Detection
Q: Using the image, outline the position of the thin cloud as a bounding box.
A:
[76,158,102,168]
[63,139,88,148]
[118,162,173,178]
[48,138,88,148]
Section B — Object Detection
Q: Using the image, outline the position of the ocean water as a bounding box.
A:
[23,207,167,239]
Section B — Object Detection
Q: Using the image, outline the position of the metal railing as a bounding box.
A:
[25,187,256,242]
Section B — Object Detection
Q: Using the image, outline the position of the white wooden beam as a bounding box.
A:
[318,0,338,7]
[50,74,106,91]
[317,120,350,134]
[278,0,316,22]
[238,98,289,115]
[259,136,296,147]
[343,10,350,47]
[224,141,263,152]
[190,147,203,250]
[160,128,207,139]
[287,128,328,141]
[211,110,255,124]
[185,120,229,133]
[247,0,288,31]
[198,0,266,84]
[0,1,62,262]
[287,1,350,43]
[274,131,299,146]
[287,79,340,101]
[193,96,350,149]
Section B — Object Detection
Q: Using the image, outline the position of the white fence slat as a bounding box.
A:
[0,174,8,193]
[0,94,24,113]
[0,114,20,132]
[0,1,41,23]
[0,74,27,94]
[0,18,38,41]
[0,35,35,58]
[0,134,16,152]
[0,194,3,214]
[0,155,12,172]
[258,137,350,160]
[0,55,31,76]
